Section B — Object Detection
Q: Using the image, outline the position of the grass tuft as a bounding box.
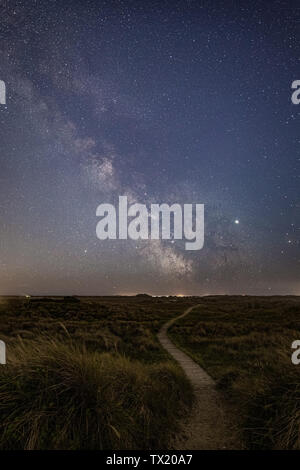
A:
[0,339,193,450]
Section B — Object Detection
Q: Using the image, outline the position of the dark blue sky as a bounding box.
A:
[0,0,299,295]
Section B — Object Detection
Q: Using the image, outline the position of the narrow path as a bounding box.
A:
[157,305,241,450]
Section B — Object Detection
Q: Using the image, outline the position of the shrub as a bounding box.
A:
[0,339,193,450]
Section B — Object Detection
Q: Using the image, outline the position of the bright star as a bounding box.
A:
[234,219,240,224]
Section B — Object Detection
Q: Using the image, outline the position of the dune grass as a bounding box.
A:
[0,338,193,450]
[3,295,299,449]
[169,296,300,449]
[0,296,196,450]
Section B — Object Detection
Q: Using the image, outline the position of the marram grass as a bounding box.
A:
[0,339,193,450]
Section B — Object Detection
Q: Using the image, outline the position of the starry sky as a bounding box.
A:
[0,0,299,296]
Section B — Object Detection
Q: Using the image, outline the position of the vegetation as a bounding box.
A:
[0,340,192,449]
[0,296,195,450]
[1,295,299,450]
[169,296,300,449]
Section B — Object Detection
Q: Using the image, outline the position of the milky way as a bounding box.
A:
[0,0,299,295]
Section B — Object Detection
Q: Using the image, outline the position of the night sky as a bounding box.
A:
[0,0,299,295]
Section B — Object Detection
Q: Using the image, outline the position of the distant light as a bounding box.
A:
[234,219,240,224]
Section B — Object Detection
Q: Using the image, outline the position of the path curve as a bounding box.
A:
[158,305,241,450]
